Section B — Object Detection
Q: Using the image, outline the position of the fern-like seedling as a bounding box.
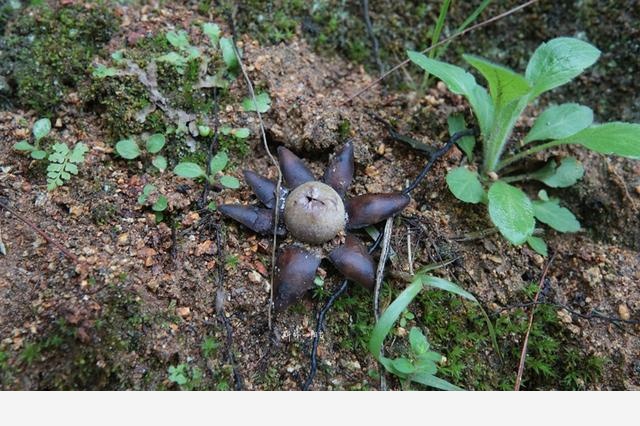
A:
[46,142,89,190]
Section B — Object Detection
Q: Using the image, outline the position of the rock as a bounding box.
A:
[176,307,191,319]
[618,304,631,321]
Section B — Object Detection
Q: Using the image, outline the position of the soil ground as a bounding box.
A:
[0,1,638,390]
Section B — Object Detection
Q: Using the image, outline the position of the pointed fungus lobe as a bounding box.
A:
[243,170,279,208]
[284,181,346,244]
[218,204,284,235]
[273,246,321,310]
[328,235,375,290]
[345,193,410,229]
[323,140,354,197]
[277,146,315,189]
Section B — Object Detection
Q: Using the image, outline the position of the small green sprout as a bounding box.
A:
[46,142,89,190]
[174,151,240,189]
[115,133,167,172]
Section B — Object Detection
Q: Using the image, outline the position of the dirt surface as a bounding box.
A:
[0,1,638,390]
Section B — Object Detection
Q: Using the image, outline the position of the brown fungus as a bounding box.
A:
[218,142,411,309]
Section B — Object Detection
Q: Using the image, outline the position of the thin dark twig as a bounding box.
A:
[368,112,435,155]
[226,6,282,329]
[0,200,79,264]
[402,129,475,195]
[342,0,539,105]
[362,0,384,76]
[515,253,556,391]
[302,278,349,391]
[201,215,244,390]
[302,229,386,390]
[199,87,220,209]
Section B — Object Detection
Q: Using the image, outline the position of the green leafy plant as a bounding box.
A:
[46,142,89,190]
[14,118,89,190]
[369,268,497,390]
[138,184,168,213]
[167,363,203,390]
[13,118,51,160]
[115,133,167,172]
[174,151,240,189]
[409,37,640,254]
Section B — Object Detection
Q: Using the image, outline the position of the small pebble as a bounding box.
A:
[618,304,631,321]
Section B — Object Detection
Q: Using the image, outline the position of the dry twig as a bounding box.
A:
[0,199,79,264]
[514,253,556,390]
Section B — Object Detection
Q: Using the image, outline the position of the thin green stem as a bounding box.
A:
[496,140,565,171]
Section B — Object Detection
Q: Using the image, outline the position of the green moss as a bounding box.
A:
[413,283,606,390]
[2,2,119,114]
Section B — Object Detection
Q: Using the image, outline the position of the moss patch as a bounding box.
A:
[1,2,119,114]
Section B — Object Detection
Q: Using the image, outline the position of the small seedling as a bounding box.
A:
[167,363,203,390]
[115,133,167,172]
[14,118,89,190]
[137,183,168,212]
[369,268,497,390]
[409,37,640,254]
[46,142,89,190]
[173,151,240,189]
[13,118,51,159]
[201,337,219,358]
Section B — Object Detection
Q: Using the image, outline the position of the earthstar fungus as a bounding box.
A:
[218,141,410,309]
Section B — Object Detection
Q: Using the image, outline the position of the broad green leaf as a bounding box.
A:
[409,327,429,355]
[32,118,51,140]
[447,113,475,159]
[391,358,415,375]
[533,199,580,233]
[202,23,221,45]
[146,133,166,154]
[115,138,141,160]
[31,150,47,160]
[561,122,640,159]
[446,167,485,204]
[152,195,168,212]
[463,54,531,108]
[209,151,228,174]
[92,64,118,79]
[174,162,205,178]
[242,92,271,113]
[198,125,211,137]
[536,157,584,188]
[220,175,240,189]
[414,357,438,376]
[13,140,35,151]
[422,275,478,302]
[220,37,239,71]
[232,128,250,139]
[152,155,167,172]
[411,373,463,391]
[525,103,593,143]
[527,236,548,257]
[525,37,600,98]
[166,30,190,50]
[408,51,494,135]
[488,181,535,244]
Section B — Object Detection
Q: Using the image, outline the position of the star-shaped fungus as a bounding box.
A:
[219,141,410,309]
